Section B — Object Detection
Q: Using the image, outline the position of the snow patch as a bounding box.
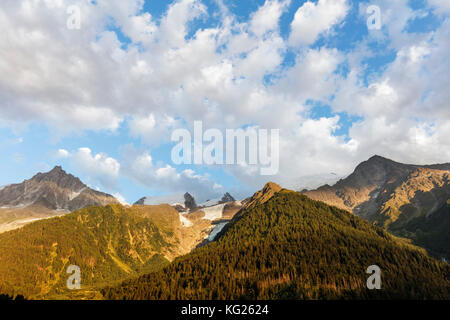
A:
[179,213,193,227]
[201,203,226,221]
[207,222,228,241]
[171,202,184,207]
[69,187,87,201]
[200,198,220,207]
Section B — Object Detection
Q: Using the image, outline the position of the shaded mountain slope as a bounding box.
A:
[304,156,419,215]
[304,156,450,259]
[391,199,450,260]
[102,186,449,300]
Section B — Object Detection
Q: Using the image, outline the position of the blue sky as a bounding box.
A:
[0,0,449,204]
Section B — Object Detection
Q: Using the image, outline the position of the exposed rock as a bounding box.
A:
[219,192,235,204]
[134,197,146,206]
[304,155,450,228]
[0,166,118,212]
[173,204,187,212]
[184,192,197,210]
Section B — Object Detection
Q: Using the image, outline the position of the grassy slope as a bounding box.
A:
[103,190,449,300]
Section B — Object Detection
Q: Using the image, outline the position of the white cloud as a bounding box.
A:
[249,0,290,37]
[159,0,207,48]
[428,0,450,14]
[120,145,222,201]
[129,113,183,146]
[0,0,449,195]
[71,147,120,190]
[56,148,70,158]
[289,0,349,46]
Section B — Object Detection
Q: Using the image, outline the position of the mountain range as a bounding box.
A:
[0,156,449,300]
[0,166,119,233]
[0,166,118,211]
[304,155,450,259]
[103,183,449,300]
[0,168,243,299]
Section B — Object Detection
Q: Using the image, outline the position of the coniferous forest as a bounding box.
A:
[102,190,450,300]
[0,205,173,299]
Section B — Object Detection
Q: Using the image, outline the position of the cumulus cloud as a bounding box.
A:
[128,113,183,146]
[428,0,450,15]
[249,0,290,37]
[289,0,349,46]
[71,147,120,190]
[0,0,449,194]
[56,148,70,159]
[120,145,223,201]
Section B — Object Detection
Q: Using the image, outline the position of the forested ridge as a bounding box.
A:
[0,204,175,299]
[103,190,449,300]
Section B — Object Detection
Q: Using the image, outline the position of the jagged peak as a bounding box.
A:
[34,165,71,178]
[50,165,64,173]
[219,192,235,204]
[134,197,147,206]
[184,192,197,210]
[31,166,85,187]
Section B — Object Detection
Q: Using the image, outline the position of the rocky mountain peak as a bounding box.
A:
[0,166,117,212]
[355,155,404,173]
[339,155,415,191]
[134,197,146,206]
[184,192,197,210]
[219,192,235,204]
[31,166,85,191]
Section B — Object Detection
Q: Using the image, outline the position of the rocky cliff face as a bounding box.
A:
[0,166,118,212]
[304,156,450,228]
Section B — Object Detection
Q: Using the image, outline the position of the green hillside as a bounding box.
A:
[103,189,449,300]
[0,204,179,299]
[391,199,450,261]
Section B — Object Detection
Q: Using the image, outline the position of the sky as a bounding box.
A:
[0,0,449,204]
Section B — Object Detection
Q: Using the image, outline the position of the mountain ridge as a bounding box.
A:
[0,166,118,211]
[0,166,119,233]
[102,186,450,300]
[304,155,450,259]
